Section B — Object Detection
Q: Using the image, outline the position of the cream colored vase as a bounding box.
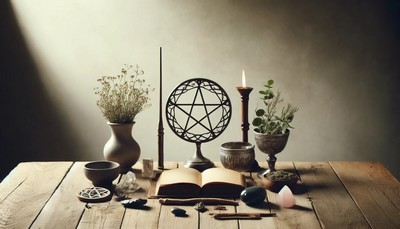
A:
[103,122,140,173]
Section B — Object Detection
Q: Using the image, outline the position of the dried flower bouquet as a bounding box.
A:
[94,64,154,123]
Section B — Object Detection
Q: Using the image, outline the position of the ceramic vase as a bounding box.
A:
[103,122,140,173]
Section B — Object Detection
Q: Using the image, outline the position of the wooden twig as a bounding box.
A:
[214,215,260,220]
[211,212,276,220]
[158,198,238,206]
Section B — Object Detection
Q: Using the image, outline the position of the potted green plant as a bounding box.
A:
[252,80,299,189]
[94,64,154,173]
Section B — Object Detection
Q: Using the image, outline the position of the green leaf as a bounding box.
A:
[267,80,274,86]
[255,109,265,116]
[259,90,267,95]
[287,114,294,123]
[274,126,282,134]
[264,93,273,100]
[282,123,288,133]
[252,117,263,126]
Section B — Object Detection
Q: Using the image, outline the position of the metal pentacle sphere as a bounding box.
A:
[166,78,232,143]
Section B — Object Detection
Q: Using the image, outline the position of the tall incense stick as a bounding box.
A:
[158,47,164,170]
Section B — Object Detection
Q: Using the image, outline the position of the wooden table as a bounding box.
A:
[0,161,399,228]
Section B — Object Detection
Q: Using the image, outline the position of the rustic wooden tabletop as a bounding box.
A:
[0,161,399,228]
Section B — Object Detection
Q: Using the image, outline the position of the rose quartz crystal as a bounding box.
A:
[277,185,296,208]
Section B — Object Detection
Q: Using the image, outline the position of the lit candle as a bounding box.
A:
[236,69,253,143]
[242,69,246,88]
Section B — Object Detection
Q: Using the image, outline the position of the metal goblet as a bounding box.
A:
[253,130,290,177]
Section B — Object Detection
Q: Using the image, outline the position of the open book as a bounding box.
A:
[155,167,246,198]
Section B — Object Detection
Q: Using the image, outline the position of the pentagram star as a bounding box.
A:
[177,84,224,135]
[166,78,232,143]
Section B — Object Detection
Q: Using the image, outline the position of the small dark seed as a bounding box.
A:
[121,198,147,208]
[194,202,207,212]
[171,207,186,216]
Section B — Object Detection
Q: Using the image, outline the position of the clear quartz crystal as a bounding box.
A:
[142,158,154,178]
[277,185,296,208]
[116,171,140,194]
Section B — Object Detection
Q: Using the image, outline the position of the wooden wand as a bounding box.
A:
[211,212,277,220]
[159,198,238,206]
[158,47,164,170]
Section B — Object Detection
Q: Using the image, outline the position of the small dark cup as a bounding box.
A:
[84,161,120,187]
[220,142,255,172]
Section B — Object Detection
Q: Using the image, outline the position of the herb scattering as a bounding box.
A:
[264,170,298,181]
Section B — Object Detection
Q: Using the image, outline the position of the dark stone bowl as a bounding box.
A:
[84,161,120,187]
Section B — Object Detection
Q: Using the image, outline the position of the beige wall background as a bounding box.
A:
[1,0,399,179]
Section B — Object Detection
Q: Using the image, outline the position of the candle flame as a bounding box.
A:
[242,69,246,88]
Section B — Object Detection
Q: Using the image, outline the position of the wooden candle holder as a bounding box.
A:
[236,87,253,142]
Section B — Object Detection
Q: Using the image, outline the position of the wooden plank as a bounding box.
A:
[295,162,370,228]
[152,162,199,229]
[31,162,93,228]
[237,167,275,229]
[158,204,198,229]
[258,161,321,229]
[0,163,34,202]
[237,201,275,229]
[75,160,126,229]
[77,162,153,229]
[198,162,237,228]
[74,165,124,229]
[200,205,237,229]
[121,162,178,229]
[330,161,400,228]
[121,199,161,229]
[78,198,124,229]
[0,162,73,228]
[4,161,395,229]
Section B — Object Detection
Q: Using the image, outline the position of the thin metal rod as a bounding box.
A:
[158,47,164,170]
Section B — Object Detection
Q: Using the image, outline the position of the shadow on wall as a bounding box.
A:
[0,1,86,180]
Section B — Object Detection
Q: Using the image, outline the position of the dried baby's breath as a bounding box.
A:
[94,64,154,123]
